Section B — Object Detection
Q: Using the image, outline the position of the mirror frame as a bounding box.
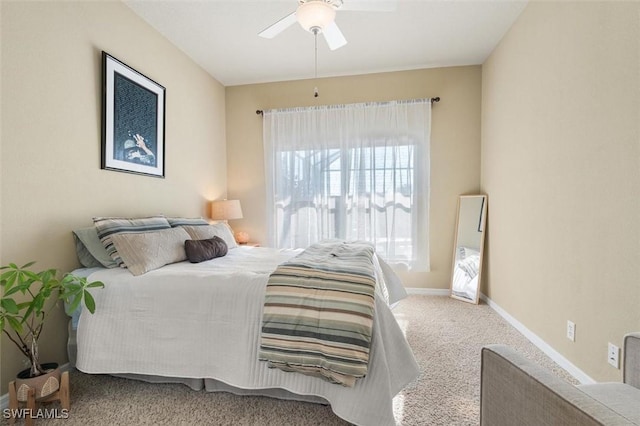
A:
[450,194,488,305]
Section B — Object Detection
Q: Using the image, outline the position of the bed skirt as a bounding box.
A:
[69,320,330,404]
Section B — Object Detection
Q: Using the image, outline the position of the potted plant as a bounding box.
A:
[0,261,104,401]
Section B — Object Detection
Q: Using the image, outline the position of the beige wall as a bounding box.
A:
[482,1,640,381]
[0,1,226,393]
[226,66,482,289]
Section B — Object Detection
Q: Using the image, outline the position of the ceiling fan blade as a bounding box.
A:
[323,21,347,50]
[258,12,297,39]
[338,0,397,12]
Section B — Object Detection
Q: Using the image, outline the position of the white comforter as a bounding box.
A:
[76,246,419,426]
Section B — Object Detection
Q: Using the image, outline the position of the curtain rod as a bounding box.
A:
[256,97,440,115]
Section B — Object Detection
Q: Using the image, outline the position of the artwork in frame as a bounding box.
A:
[101,51,165,178]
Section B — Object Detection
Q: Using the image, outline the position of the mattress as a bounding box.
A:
[75,246,419,425]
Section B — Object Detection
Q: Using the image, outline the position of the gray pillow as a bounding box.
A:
[72,227,117,268]
[185,236,228,263]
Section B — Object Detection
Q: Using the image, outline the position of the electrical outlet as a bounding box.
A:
[567,320,576,342]
[608,343,620,368]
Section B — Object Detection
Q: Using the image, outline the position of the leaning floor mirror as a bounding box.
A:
[450,195,487,304]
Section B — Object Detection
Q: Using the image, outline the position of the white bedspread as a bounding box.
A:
[76,246,419,426]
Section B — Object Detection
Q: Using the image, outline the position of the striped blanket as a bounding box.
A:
[259,241,377,387]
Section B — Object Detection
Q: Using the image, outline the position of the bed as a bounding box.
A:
[68,220,419,426]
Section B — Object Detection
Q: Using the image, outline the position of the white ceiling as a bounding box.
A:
[125,0,528,87]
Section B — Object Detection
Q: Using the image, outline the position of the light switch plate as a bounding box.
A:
[567,320,575,342]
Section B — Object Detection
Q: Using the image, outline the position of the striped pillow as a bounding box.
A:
[93,216,171,267]
[166,217,209,227]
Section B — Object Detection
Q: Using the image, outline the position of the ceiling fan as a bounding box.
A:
[258,0,397,51]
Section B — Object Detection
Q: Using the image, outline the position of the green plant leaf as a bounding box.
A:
[16,282,32,295]
[3,285,24,297]
[40,269,59,286]
[23,270,40,281]
[67,294,82,315]
[16,301,31,309]
[60,286,82,303]
[87,281,105,289]
[32,292,45,313]
[20,290,45,323]
[21,303,35,324]
[61,274,77,284]
[1,298,19,314]
[64,283,82,291]
[21,261,36,269]
[0,269,15,279]
[6,315,23,333]
[0,270,18,292]
[84,290,96,314]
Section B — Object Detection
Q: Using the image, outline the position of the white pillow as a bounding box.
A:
[181,223,238,249]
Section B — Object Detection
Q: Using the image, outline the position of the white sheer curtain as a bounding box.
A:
[263,99,431,271]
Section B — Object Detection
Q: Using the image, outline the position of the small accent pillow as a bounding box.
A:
[185,236,228,263]
[181,223,238,249]
[166,217,209,227]
[93,216,171,267]
[110,227,191,276]
[72,227,117,268]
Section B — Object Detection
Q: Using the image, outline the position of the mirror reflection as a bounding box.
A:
[450,195,487,304]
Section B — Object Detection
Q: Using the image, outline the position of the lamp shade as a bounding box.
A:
[210,199,243,221]
[296,1,336,32]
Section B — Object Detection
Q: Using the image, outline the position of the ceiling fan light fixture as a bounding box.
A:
[296,1,336,33]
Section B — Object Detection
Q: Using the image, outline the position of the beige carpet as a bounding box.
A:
[27,296,576,426]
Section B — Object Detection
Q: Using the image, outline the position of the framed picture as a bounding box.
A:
[101,51,165,178]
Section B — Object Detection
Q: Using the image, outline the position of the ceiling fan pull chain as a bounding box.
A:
[314,30,319,97]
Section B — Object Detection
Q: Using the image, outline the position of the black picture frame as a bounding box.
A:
[101,51,165,178]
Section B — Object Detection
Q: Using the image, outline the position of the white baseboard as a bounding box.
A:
[406,287,450,296]
[480,293,595,384]
[0,363,71,410]
[405,288,594,383]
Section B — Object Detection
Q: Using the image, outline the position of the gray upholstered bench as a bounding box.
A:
[480,332,640,425]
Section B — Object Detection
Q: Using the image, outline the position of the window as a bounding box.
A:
[264,99,431,271]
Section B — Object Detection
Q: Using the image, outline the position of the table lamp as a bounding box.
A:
[210,199,248,244]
